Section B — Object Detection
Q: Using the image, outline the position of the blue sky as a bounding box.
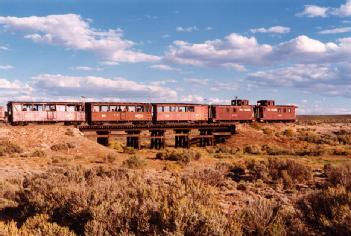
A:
[0,0,351,114]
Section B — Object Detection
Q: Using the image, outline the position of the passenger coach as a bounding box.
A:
[7,101,85,125]
[85,102,152,125]
[152,103,208,123]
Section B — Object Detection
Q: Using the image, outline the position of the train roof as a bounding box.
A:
[152,103,208,106]
[8,101,84,105]
[86,102,149,105]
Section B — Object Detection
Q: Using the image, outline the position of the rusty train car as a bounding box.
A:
[85,102,152,125]
[152,103,208,123]
[7,101,85,125]
[0,106,6,123]
[210,99,255,122]
[4,99,297,125]
[254,100,297,122]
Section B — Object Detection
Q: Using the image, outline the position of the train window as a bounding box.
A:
[278,108,281,113]
[288,108,291,113]
[45,105,56,111]
[121,106,127,111]
[129,106,136,112]
[163,106,169,112]
[101,106,109,112]
[22,104,32,111]
[33,104,44,111]
[135,106,144,112]
[56,105,65,112]
[283,108,287,113]
[233,108,237,112]
[186,106,194,112]
[157,106,163,112]
[178,106,186,112]
[93,106,100,112]
[116,106,122,112]
[226,108,230,112]
[170,106,177,112]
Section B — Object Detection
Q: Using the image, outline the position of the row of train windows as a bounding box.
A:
[278,108,292,113]
[225,108,237,112]
[93,105,148,112]
[19,104,83,112]
[157,106,195,112]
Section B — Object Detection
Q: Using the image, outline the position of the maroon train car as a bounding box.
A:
[152,103,208,123]
[86,102,152,125]
[255,100,297,122]
[210,99,255,122]
[7,101,85,124]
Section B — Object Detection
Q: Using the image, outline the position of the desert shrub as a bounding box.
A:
[156,149,201,165]
[295,145,327,156]
[0,179,20,209]
[103,153,118,164]
[30,149,46,158]
[336,135,351,145]
[0,214,76,236]
[268,159,312,185]
[11,167,242,235]
[239,199,286,236]
[250,122,262,130]
[50,142,76,151]
[262,128,274,135]
[122,155,145,169]
[297,187,351,235]
[188,167,227,187]
[123,146,136,154]
[246,159,270,182]
[262,145,293,155]
[298,131,322,144]
[330,147,350,156]
[324,164,351,190]
[282,128,295,137]
[243,145,262,155]
[0,140,23,156]
[108,140,124,153]
[214,146,241,155]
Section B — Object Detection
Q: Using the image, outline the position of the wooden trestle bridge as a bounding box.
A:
[78,123,236,149]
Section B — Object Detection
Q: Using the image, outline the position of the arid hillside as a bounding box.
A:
[0,120,350,235]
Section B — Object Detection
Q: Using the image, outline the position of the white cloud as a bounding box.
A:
[247,63,351,98]
[165,33,272,67]
[319,27,351,34]
[70,66,103,71]
[0,14,160,63]
[176,26,198,32]
[162,34,170,38]
[0,65,14,70]
[206,26,213,31]
[297,1,351,18]
[149,64,178,71]
[251,26,291,34]
[165,33,351,68]
[100,61,119,66]
[32,74,177,101]
[297,5,329,18]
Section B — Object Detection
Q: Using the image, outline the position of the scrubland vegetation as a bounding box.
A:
[0,122,350,235]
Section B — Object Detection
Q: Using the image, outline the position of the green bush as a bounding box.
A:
[122,155,145,169]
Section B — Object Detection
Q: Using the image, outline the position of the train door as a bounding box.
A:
[46,105,56,121]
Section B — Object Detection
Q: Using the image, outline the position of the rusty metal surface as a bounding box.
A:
[8,102,85,123]
[0,106,5,122]
[256,105,297,121]
[153,104,209,121]
[211,105,254,121]
[91,112,152,122]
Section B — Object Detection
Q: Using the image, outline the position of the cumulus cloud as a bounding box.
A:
[165,33,351,67]
[319,27,351,34]
[165,33,272,67]
[31,74,177,101]
[183,78,209,86]
[297,5,329,18]
[250,26,291,34]
[176,26,198,32]
[0,14,160,63]
[0,65,14,70]
[297,1,351,18]
[247,63,351,97]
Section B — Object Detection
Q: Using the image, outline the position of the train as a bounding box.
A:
[2,99,297,125]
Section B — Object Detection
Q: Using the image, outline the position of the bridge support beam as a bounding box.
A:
[199,129,213,147]
[96,131,110,146]
[126,131,141,149]
[150,130,165,149]
[175,130,190,148]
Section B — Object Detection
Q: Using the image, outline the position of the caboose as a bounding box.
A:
[210,99,255,122]
[255,100,297,122]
